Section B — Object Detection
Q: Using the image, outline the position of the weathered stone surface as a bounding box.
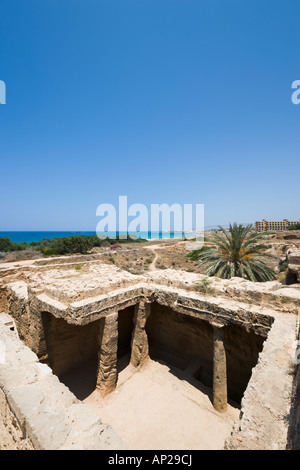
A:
[287,249,300,283]
[0,388,34,450]
[225,312,297,449]
[96,312,118,396]
[288,249,300,266]
[0,322,126,450]
[130,300,151,368]
[26,264,143,302]
[62,403,125,450]
[212,323,227,413]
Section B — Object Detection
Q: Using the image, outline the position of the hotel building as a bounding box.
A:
[255,219,300,232]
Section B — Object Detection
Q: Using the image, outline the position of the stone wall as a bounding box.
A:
[146,302,214,382]
[7,281,30,344]
[0,322,126,450]
[0,387,34,450]
[146,302,267,404]
[41,313,100,377]
[117,305,135,359]
[286,319,300,449]
[225,312,297,449]
[224,324,266,403]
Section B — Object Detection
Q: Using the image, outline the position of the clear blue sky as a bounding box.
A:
[0,0,299,230]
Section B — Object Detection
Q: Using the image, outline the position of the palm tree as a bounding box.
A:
[197,223,277,282]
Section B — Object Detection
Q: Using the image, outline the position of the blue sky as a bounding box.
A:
[0,0,299,230]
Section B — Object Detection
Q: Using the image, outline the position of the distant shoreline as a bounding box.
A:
[0,231,204,244]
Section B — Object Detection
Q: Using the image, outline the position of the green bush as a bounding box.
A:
[187,245,211,260]
[86,234,103,247]
[51,236,93,255]
[42,248,58,256]
[11,242,28,251]
[289,223,300,230]
[279,261,289,272]
[0,238,13,252]
[0,234,147,257]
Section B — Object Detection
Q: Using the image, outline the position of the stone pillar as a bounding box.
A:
[27,290,48,359]
[96,311,118,397]
[130,300,151,368]
[212,322,227,412]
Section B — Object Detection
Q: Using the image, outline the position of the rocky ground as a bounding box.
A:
[1,231,300,285]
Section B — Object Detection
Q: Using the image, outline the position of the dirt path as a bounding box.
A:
[145,245,161,271]
[143,242,183,271]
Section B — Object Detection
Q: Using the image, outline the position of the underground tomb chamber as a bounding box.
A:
[145,302,267,405]
[38,301,269,407]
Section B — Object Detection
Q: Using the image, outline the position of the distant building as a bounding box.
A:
[255,219,300,232]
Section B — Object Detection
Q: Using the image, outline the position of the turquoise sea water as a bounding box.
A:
[0,231,198,244]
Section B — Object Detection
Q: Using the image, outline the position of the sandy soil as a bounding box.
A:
[81,358,239,450]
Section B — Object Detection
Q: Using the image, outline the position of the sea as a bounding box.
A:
[0,231,201,244]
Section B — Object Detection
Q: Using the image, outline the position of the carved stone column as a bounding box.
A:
[96,311,118,397]
[130,300,151,368]
[212,322,227,412]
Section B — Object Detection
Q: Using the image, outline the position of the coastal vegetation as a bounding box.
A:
[0,234,146,256]
[186,245,211,260]
[289,223,300,230]
[188,223,277,282]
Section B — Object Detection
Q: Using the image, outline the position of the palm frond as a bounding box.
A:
[195,223,277,282]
